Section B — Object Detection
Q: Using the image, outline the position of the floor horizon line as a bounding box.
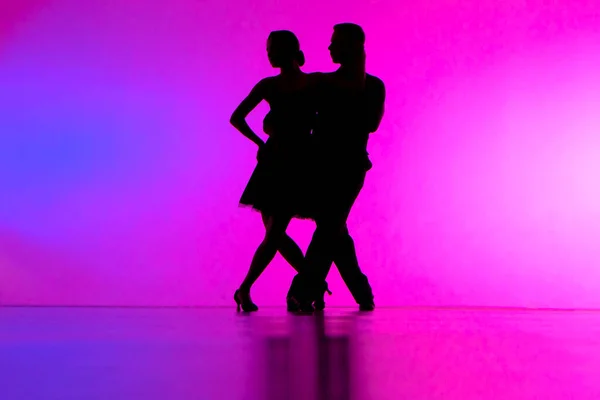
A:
[1,304,600,312]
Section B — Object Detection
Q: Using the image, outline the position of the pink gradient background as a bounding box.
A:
[1,0,600,307]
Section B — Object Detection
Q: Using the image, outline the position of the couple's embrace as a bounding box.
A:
[230,23,386,313]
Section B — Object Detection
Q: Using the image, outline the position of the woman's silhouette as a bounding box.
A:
[230,31,317,312]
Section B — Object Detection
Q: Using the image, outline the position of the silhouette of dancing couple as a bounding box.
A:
[230,23,386,313]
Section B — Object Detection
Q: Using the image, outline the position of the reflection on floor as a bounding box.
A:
[1,307,599,399]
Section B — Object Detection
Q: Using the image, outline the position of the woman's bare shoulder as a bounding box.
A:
[253,76,278,97]
[258,75,277,87]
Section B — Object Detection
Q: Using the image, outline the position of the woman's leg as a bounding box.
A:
[239,214,293,292]
[261,212,305,273]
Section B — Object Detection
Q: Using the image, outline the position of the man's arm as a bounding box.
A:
[366,77,386,133]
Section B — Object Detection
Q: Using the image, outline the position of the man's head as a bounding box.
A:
[328,23,365,65]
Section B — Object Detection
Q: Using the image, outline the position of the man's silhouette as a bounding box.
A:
[287,23,386,311]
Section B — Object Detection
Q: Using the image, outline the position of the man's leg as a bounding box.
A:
[332,226,374,306]
[299,196,366,309]
[307,224,373,311]
[286,218,336,309]
[328,167,374,309]
[287,166,372,309]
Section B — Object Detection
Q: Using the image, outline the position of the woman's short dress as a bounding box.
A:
[239,87,315,219]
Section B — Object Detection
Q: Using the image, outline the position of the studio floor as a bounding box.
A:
[1,306,599,399]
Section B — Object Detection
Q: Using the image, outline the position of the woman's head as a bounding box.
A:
[267,30,305,68]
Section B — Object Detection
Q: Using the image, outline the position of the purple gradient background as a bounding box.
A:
[1,0,600,307]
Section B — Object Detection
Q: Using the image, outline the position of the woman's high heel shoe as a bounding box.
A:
[313,282,332,311]
[234,289,258,312]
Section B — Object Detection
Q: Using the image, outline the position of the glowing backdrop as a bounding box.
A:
[1,0,600,307]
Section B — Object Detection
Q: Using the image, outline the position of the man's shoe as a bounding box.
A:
[358,300,375,312]
[287,296,315,313]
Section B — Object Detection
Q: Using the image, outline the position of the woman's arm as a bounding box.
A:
[230,79,269,147]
